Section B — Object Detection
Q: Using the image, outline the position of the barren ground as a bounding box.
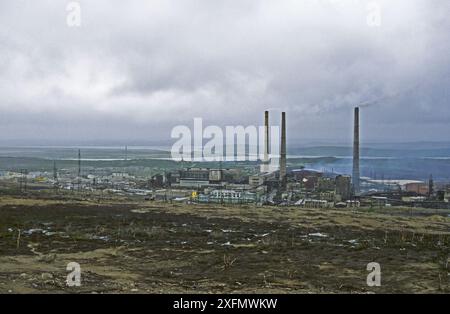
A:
[0,196,449,294]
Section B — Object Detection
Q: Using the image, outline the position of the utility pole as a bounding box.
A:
[78,149,81,178]
[53,160,58,194]
[19,169,28,193]
[78,149,81,192]
[53,160,58,181]
[24,170,27,191]
[19,169,23,192]
[428,174,434,199]
[219,160,224,205]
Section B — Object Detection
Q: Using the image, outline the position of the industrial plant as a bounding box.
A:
[2,108,449,211]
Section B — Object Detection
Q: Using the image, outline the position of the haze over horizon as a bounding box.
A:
[1,0,449,145]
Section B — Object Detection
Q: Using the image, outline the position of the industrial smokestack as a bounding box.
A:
[264,111,269,162]
[260,111,270,173]
[279,112,287,190]
[352,107,360,196]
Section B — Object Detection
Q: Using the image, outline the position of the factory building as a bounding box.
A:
[178,168,216,188]
[405,182,429,196]
[317,177,335,191]
[335,175,352,201]
[249,175,265,188]
[292,169,322,190]
[248,172,274,188]
[171,167,238,189]
[198,189,258,204]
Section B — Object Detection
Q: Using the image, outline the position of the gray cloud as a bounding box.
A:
[0,0,449,145]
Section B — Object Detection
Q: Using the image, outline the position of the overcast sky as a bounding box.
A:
[0,0,449,146]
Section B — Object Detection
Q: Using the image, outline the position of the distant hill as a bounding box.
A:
[289,146,450,158]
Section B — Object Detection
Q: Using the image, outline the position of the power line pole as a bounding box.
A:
[19,169,23,192]
[53,160,58,194]
[53,160,58,181]
[78,149,81,192]
[78,149,81,178]
[24,169,27,192]
[19,169,28,193]
[428,174,434,199]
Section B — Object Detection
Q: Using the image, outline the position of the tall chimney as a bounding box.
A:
[352,107,360,196]
[260,110,270,173]
[279,112,287,190]
[264,111,269,162]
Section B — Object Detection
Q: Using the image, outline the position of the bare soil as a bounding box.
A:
[0,197,449,294]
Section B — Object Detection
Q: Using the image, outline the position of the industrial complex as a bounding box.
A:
[1,108,449,210]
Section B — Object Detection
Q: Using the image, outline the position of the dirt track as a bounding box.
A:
[0,197,449,294]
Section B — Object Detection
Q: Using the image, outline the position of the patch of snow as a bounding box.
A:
[23,229,43,235]
[308,233,328,238]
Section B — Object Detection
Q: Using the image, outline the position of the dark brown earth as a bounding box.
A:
[0,197,449,294]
